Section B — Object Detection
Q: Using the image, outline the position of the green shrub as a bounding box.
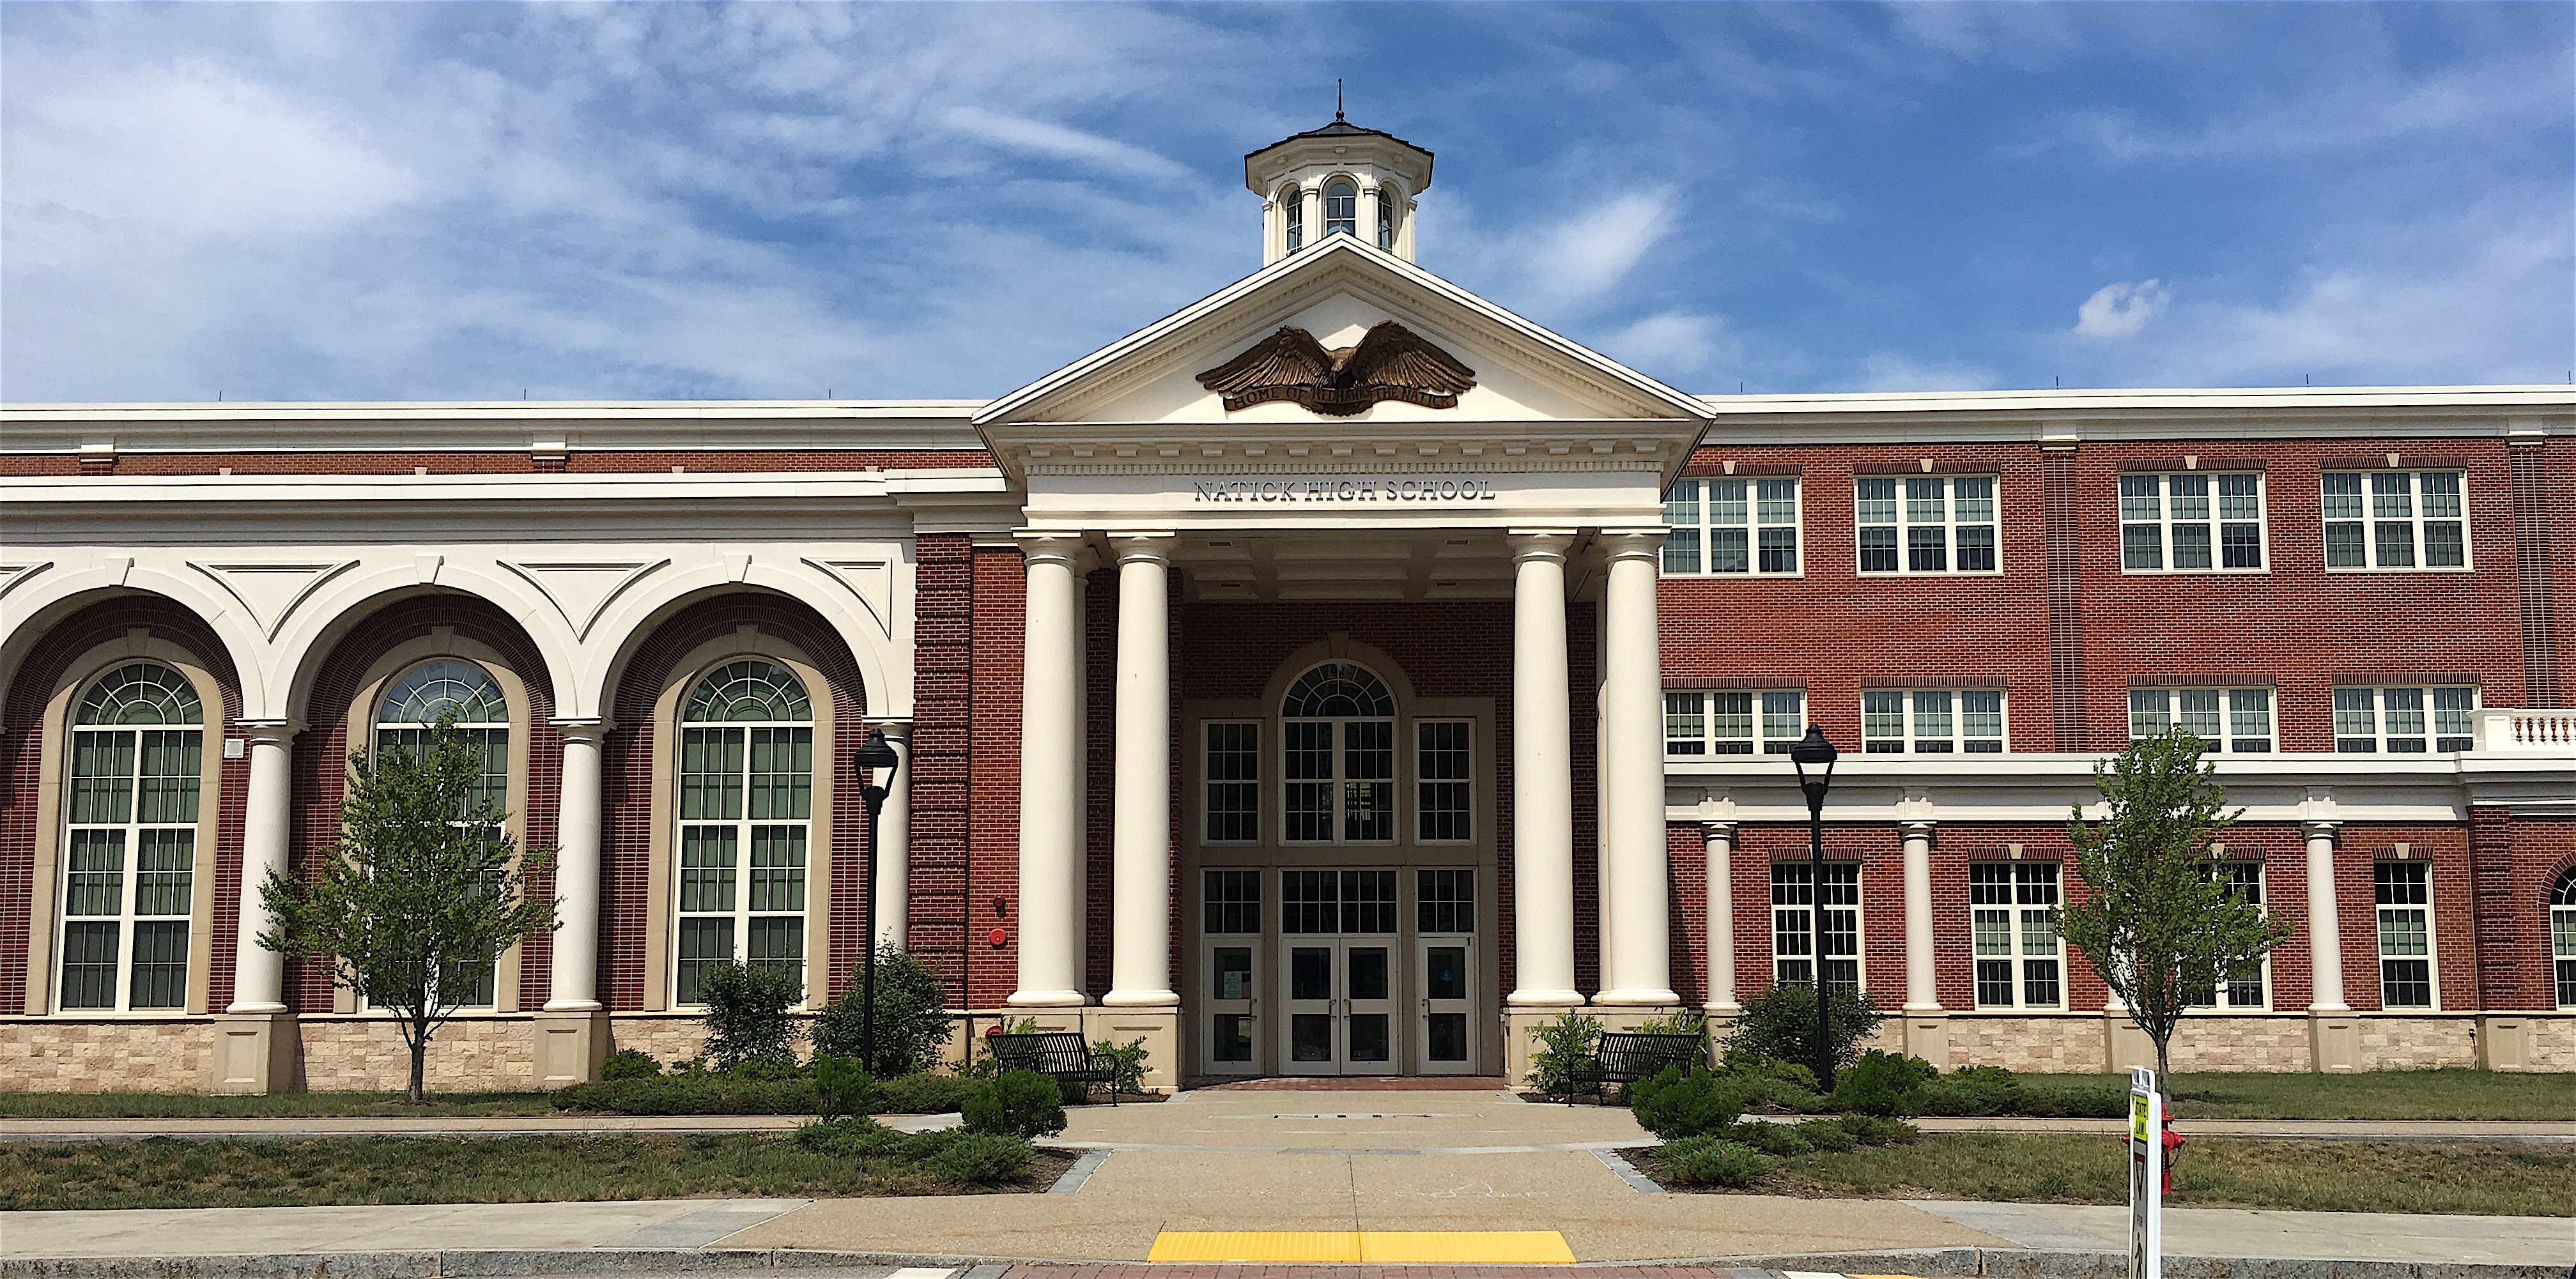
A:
[1954,1063,2019,1085]
[924,1131,1037,1184]
[727,1052,805,1082]
[1924,1077,2021,1117]
[551,1077,814,1115]
[1716,1048,1819,1091]
[1627,1066,1745,1140]
[809,1055,878,1122]
[692,961,805,1070]
[1093,1036,1150,1098]
[1729,1075,1834,1115]
[875,1072,977,1114]
[963,1070,1067,1138]
[1654,1136,1774,1188]
[1525,1009,1603,1098]
[1833,1050,1938,1117]
[812,947,955,1079]
[791,1115,907,1158]
[1727,1118,1815,1156]
[1722,984,1886,1080]
[2019,1084,2129,1118]
[1837,1112,1921,1146]
[1792,1117,1858,1152]
[598,1049,661,1081]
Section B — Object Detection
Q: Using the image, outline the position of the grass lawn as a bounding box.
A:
[1633,1133,2576,1217]
[0,1091,561,1119]
[0,1133,1073,1210]
[2019,1069,2576,1122]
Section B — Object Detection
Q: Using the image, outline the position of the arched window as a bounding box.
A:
[376,660,510,1007]
[2553,868,2576,1009]
[1284,185,1305,252]
[675,660,814,1004]
[60,662,203,1011]
[1324,180,1357,238]
[1282,662,1394,843]
[1375,186,1398,250]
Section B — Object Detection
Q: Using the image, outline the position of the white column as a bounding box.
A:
[1012,533,1088,1006]
[227,723,295,1014]
[1901,819,1941,1012]
[1596,530,1677,1006]
[1300,185,1323,249]
[2304,819,2348,1011]
[1106,533,1178,1007]
[1702,820,1739,1013]
[544,720,609,1011]
[872,720,913,953]
[1508,530,1581,1007]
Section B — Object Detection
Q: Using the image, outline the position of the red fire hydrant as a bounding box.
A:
[2161,1115,2185,1193]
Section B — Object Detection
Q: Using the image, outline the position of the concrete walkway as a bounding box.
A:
[0,1112,960,1140]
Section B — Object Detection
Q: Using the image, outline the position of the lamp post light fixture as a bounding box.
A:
[851,728,901,1073]
[1789,724,1840,1092]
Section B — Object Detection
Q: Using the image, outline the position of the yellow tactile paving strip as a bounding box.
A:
[1145,1230,1577,1263]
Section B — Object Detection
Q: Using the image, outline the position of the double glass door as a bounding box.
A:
[1282,938,1395,1073]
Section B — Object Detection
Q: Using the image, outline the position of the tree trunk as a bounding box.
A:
[409,1020,429,1105]
[2153,1034,2173,1104]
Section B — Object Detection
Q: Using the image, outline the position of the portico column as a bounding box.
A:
[1596,530,1676,1006]
[1508,530,1581,1007]
[227,723,296,1014]
[2303,820,2347,1011]
[1106,533,1178,1007]
[544,719,610,1011]
[1011,533,1088,1006]
[871,720,913,952]
[1901,820,1940,1012]
[1702,820,1739,1013]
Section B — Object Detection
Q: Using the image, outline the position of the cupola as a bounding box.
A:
[1244,102,1433,266]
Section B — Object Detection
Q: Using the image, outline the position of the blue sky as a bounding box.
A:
[4,2,2568,402]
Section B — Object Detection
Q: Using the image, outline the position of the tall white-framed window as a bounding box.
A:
[1971,862,2062,1009]
[2375,861,2435,1009]
[374,660,511,1009]
[2184,862,2269,1009]
[2333,685,2478,753]
[1415,721,1472,843]
[2120,471,2267,572]
[674,660,814,1005]
[1662,477,1801,574]
[1665,689,1806,755]
[1374,185,1399,250]
[1863,689,2004,754]
[1323,179,1357,237]
[58,663,203,1013]
[2129,687,2274,753]
[1283,185,1305,252]
[1205,722,1260,843]
[1856,474,1998,574]
[1771,862,1860,997]
[2550,868,2576,1010]
[1281,663,1396,843]
[2322,470,2469,570]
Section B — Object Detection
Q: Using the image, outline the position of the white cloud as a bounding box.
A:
[1515,190,1677,312]
[2074,279,2170,339]
[1849,353,1998,393]
[939,106,1189,181]
[1598,310,1736,378]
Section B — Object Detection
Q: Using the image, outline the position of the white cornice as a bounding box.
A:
[0,400,989,455]
[1690,385,2576,447]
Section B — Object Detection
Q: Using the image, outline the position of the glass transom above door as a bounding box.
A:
[1282,868,1397,933]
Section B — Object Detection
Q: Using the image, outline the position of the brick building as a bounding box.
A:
[5,118,2572,1092]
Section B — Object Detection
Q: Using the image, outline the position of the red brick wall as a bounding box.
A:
[2329,825,2476,1013]
[2515,817,2576,1011]
[282,594,561,1012]
[966,545,1026,1010]
[1,450,991,477]
[599,592,868,1011]
[907,535,975,1007]
[1,599,247,1014]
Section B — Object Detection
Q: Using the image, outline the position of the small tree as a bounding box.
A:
[814,945,950,1078]
[259,715,555,1103]
[694,959,805,1070]
[2058,729,2293,1094]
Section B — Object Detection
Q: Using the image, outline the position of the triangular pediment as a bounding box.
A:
[975,237,1709,480]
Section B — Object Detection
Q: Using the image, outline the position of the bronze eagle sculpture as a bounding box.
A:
[1196,321,1477,416]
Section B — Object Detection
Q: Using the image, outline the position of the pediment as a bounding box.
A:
[975,238,1710,479]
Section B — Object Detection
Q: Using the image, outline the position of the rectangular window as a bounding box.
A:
[1418,868,1474,933]
[2323,471,2469,570]
[2376,862,2435,1008]
[2129,687,2274,753]
[1205,723,1260,843]
[1283,721,1333,842]
[1204,869,1262,934]
[63,722,203,1013]
[1970,862,2062,1009]
[2334,685,2478,753]
[1343,722,1394,842]
[2184,863,2269,1009]
[1857,475,1999,574]
[1281,869,1399,935]
[1416,721,1472,842]
[1662,477,1801,575]
[1771,862,1860,997]
[1665,689,1806,756]
[2121,472,2267,572]
[1863,689,2005,754]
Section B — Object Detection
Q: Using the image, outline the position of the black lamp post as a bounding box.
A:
[852,728,900,1073]
[1789,724,1840,1092]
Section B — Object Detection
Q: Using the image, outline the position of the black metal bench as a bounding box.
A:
[1565,1030,1705,1105]
[986,1030,1119,1105]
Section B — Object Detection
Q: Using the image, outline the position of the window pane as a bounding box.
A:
[2325,522,2367,568]
[679,728,745,822]
[2177,689,2221,739]
[2171,523,2212,571]
[69,731,135,825]
[747,728,813,821]
[1762,691,1804,749]
[2333,688,2377,750]
[679,827,737,912]
[1859,527,1898,573]
[2220,521,2264,569]
[746,917,805,995]
[675,919,734,1004]
[2371,472,2414,517]
[2374,520,2416,567]
[134,830,194,916]
[2217,474,2261,519]
[2131,689,2170,738]
[1961,690,2003,749]
[2320,473,2363,518]
[1953,477,1994,523]
[2230,687,2274,752]
[1665,692,1705,754]
[1708,479,1747,525]
[2118,475,2161,522]
[1207,723,1260,841]
[1283,721,1332,841]
[1908,525,1947,572]
[2169,474,2209,521]
[1417,721,1472,842]
[1709,527,1750,574]
[1913,691,1953,749]
[1856,478,1897,525]
[1955,525,1996,572]
[1757,478,1799,525]
[2425,522,2465,567]
[1663,479,1700,523]
[136,731,202,824]
[124,919,187,1009]
[2122,523,2164,571]
[1662,528,1702,574]
[1758,527,1800,574]
[1906,477,1945,523]
[64,829,126,916]
[749,826,806,912]
[1863,691,1906,751]
[58,921,121,1010]
[1709,691,1754,753]
[2419,471,2460,516]
[1344,721,1395,842]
